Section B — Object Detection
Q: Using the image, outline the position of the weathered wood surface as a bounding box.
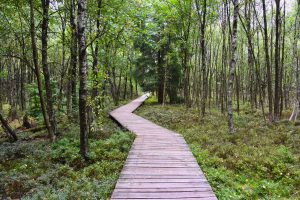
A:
[110,94,217,199]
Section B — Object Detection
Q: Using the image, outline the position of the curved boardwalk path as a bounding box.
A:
[110,94,217,200]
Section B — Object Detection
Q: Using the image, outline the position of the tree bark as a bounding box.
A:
[70,0,78,114]
[228,0,238,134]
[289,0,300,121]
[58,8,67,111]
[274,0,281,121]
[78,0,89,159]
[130,64,133,99]
[157,47,165,104]
[196,0,207,116]
[92,0,102,100]
[29,0,52,138]
[262,0,273,121]
[0,112,18,141]
[41,0,57,140]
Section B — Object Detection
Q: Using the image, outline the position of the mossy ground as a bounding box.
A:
[137,97,300,200]
[0,114,134,199]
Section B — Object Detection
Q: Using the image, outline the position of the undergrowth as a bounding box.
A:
[137,99,300,200]
[0,116,134,199]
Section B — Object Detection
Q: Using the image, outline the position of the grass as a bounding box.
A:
[0,114,134,199]
[136,97,300,200]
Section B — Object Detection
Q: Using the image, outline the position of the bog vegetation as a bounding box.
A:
[0,0,299,199]
[138,97,300,199]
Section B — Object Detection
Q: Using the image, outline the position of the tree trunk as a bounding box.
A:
[129,64,133,99]
[41,0,56,140]
[78,0,89,160]
[29,0,52,138]
[123,74,128,99]
[280,1,286,117]
[274,0,281,121]
[0,112,18,141]
[58,9,67,111]
[70,0,78,114]
[228,0,238,134]
[157,48,165,104]
[262,0,273,121]
[289,0,300,121]
[20,34,26,111]
[92,0,102,101]
[197,0,207,117]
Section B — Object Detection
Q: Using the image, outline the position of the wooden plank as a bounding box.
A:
[112,192,216,199]
[115,182,211,189]
[125,164,199,168]
[112,197,218,200]
[120,175,206,179]
[118,179,208,183]
[113,188,212,193]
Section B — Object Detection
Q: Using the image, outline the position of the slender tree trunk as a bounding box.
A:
[228,0,239,134]
[246,0,255,109]
[130,65,133,99]
[58,10,67,111]
[20,34,26,111]
[200,0,207,117]
[92,0,102,101]
[70,0,78,114]
[280,1,286,117]
[157,47,165,104]
[29,0,52,137]
[274,0,281,121]
[262,0,273,121]
[135,79,138,96]
[123,74,128,99]
[289,0,300,121]
[41,0,56,140]
[221,2,227,113]
[78,0,89,159]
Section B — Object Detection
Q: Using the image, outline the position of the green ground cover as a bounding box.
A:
[0,115,134,199]
[137,97,300,200]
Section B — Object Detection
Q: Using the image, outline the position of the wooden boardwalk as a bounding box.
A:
[110,94,217,200]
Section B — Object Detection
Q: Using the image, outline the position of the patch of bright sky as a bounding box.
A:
[266,0,297,13]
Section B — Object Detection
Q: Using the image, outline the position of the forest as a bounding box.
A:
[0,0,299,199]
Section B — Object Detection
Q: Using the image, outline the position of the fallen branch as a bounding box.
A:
[0,112,18,141]
[19,125,47,133]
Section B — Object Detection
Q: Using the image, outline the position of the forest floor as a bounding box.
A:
[136,97,300,200]
[0,104,134,199]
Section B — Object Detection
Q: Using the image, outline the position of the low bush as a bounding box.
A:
[0,123,134,199]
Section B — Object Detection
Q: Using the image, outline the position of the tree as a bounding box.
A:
[41,0,57,140]
[262,0,273,121]
[29,0,52,139]
[78,0,89,159]
[289,0,300,121]
[274,0,281,121]
[69,0,78,115]
[0,112,18,141]
[228,0,239,133]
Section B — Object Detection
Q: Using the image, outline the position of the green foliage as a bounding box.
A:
[26,80,59,119]
[0,123,134,199]
[137,102,300,200]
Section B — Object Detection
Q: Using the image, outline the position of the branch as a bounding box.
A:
[0,54,35,72]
